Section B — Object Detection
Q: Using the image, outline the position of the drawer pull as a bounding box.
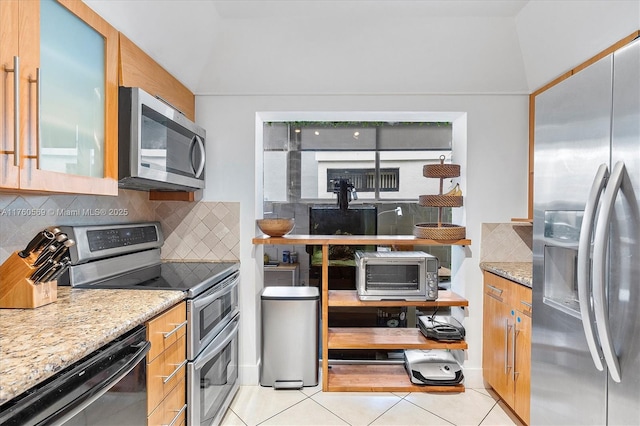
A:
[162,359,187,384]
[488,285,503,296]
[520,301,532,309]
[163,320,187,339]
[163,403,187,426]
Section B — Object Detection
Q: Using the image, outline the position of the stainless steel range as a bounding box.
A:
[57,222,240,426]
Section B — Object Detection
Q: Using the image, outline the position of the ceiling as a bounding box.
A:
[85,0,530,93]
[212,0,530,19]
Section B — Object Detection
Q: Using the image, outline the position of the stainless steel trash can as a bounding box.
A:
[260,286,319,389]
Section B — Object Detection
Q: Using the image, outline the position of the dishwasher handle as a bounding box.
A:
[0,327,150,426]
[43,340,151,425]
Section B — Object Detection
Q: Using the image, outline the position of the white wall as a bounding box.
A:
[197,16,528,95]
[516,0,640,91]
[197,94,529,385]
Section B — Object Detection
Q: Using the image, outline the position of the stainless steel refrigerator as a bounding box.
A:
[531,37,640,425]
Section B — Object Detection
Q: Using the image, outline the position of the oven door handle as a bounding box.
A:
[194,317,239,370]
[193,274,239,310]
[40,340,151,425]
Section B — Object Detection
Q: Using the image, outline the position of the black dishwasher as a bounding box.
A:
[0,326,150,426]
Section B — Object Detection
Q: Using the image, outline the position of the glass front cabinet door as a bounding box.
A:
[0,0,118,195]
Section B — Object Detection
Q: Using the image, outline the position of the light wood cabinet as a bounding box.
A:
[146,302,187,425]
[253,234,471,393]
[118,33,195,121]
[147,377,186,426]
[0,0,118,195]
[482,271,531,424]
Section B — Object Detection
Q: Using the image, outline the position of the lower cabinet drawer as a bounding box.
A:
[147,334,186,414]
[147,303,187,362]
[147,377,186,426]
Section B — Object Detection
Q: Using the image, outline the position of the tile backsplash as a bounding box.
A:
[0,190,239,264]
[480,222,533,262]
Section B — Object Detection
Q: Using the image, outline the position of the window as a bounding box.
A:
[326,168,400,192]
[264,121,453,203]
[262,119,458,270]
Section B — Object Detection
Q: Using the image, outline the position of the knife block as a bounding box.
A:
[0,251,57,309]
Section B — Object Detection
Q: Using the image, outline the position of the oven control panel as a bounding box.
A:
[60,222,164,264]
[87,225,159,252]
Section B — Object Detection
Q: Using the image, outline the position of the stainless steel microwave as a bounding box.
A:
[355,251,439,301]
[118,87,206,191]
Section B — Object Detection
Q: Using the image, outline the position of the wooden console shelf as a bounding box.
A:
[329,290,468,307]
[328,327,468,350]
[252,234,471,246]
[326,364,465,393]
[252,234,471,392]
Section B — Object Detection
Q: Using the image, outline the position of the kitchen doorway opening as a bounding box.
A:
[255,111,468,360]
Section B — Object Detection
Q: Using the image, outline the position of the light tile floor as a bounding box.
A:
[221,384,525,426]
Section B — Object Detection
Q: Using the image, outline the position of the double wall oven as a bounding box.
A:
[58,222,240,426]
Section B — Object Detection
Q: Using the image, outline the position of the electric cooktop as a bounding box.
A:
[64,261,239,298]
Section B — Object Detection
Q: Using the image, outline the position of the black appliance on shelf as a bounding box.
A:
[307,205,377,291]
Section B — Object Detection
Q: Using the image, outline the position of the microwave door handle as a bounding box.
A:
[190,135,206,179]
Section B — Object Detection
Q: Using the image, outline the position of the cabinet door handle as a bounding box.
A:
[512,322,518,382]
[163,320,188,339]
[488,285,503,296]
[520,300,532,309]
[162,404,187,426]
[28,68,41,168]
[4,56,20,167]
[162,359,187,384]
[504,318,512,375]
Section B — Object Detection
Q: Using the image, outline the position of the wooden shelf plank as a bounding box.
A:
[328,290,469,307]
[326,364,465,393]
[328,327,468,350]
[252,234,471,246]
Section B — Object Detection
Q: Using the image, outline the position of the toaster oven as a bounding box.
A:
[355,251,439,301]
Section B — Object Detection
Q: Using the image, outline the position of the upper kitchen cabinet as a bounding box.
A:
[0,0,118,195]
[119,34,195,121]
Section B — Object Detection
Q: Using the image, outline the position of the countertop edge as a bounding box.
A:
[0,288,186,405]
[480,262,532,288]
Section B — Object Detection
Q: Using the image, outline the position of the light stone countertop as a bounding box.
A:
[479,261,533,288]
[0,286,185,405]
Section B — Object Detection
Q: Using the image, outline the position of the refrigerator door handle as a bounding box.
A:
[577,163,608,371]
[593,161,625,383]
